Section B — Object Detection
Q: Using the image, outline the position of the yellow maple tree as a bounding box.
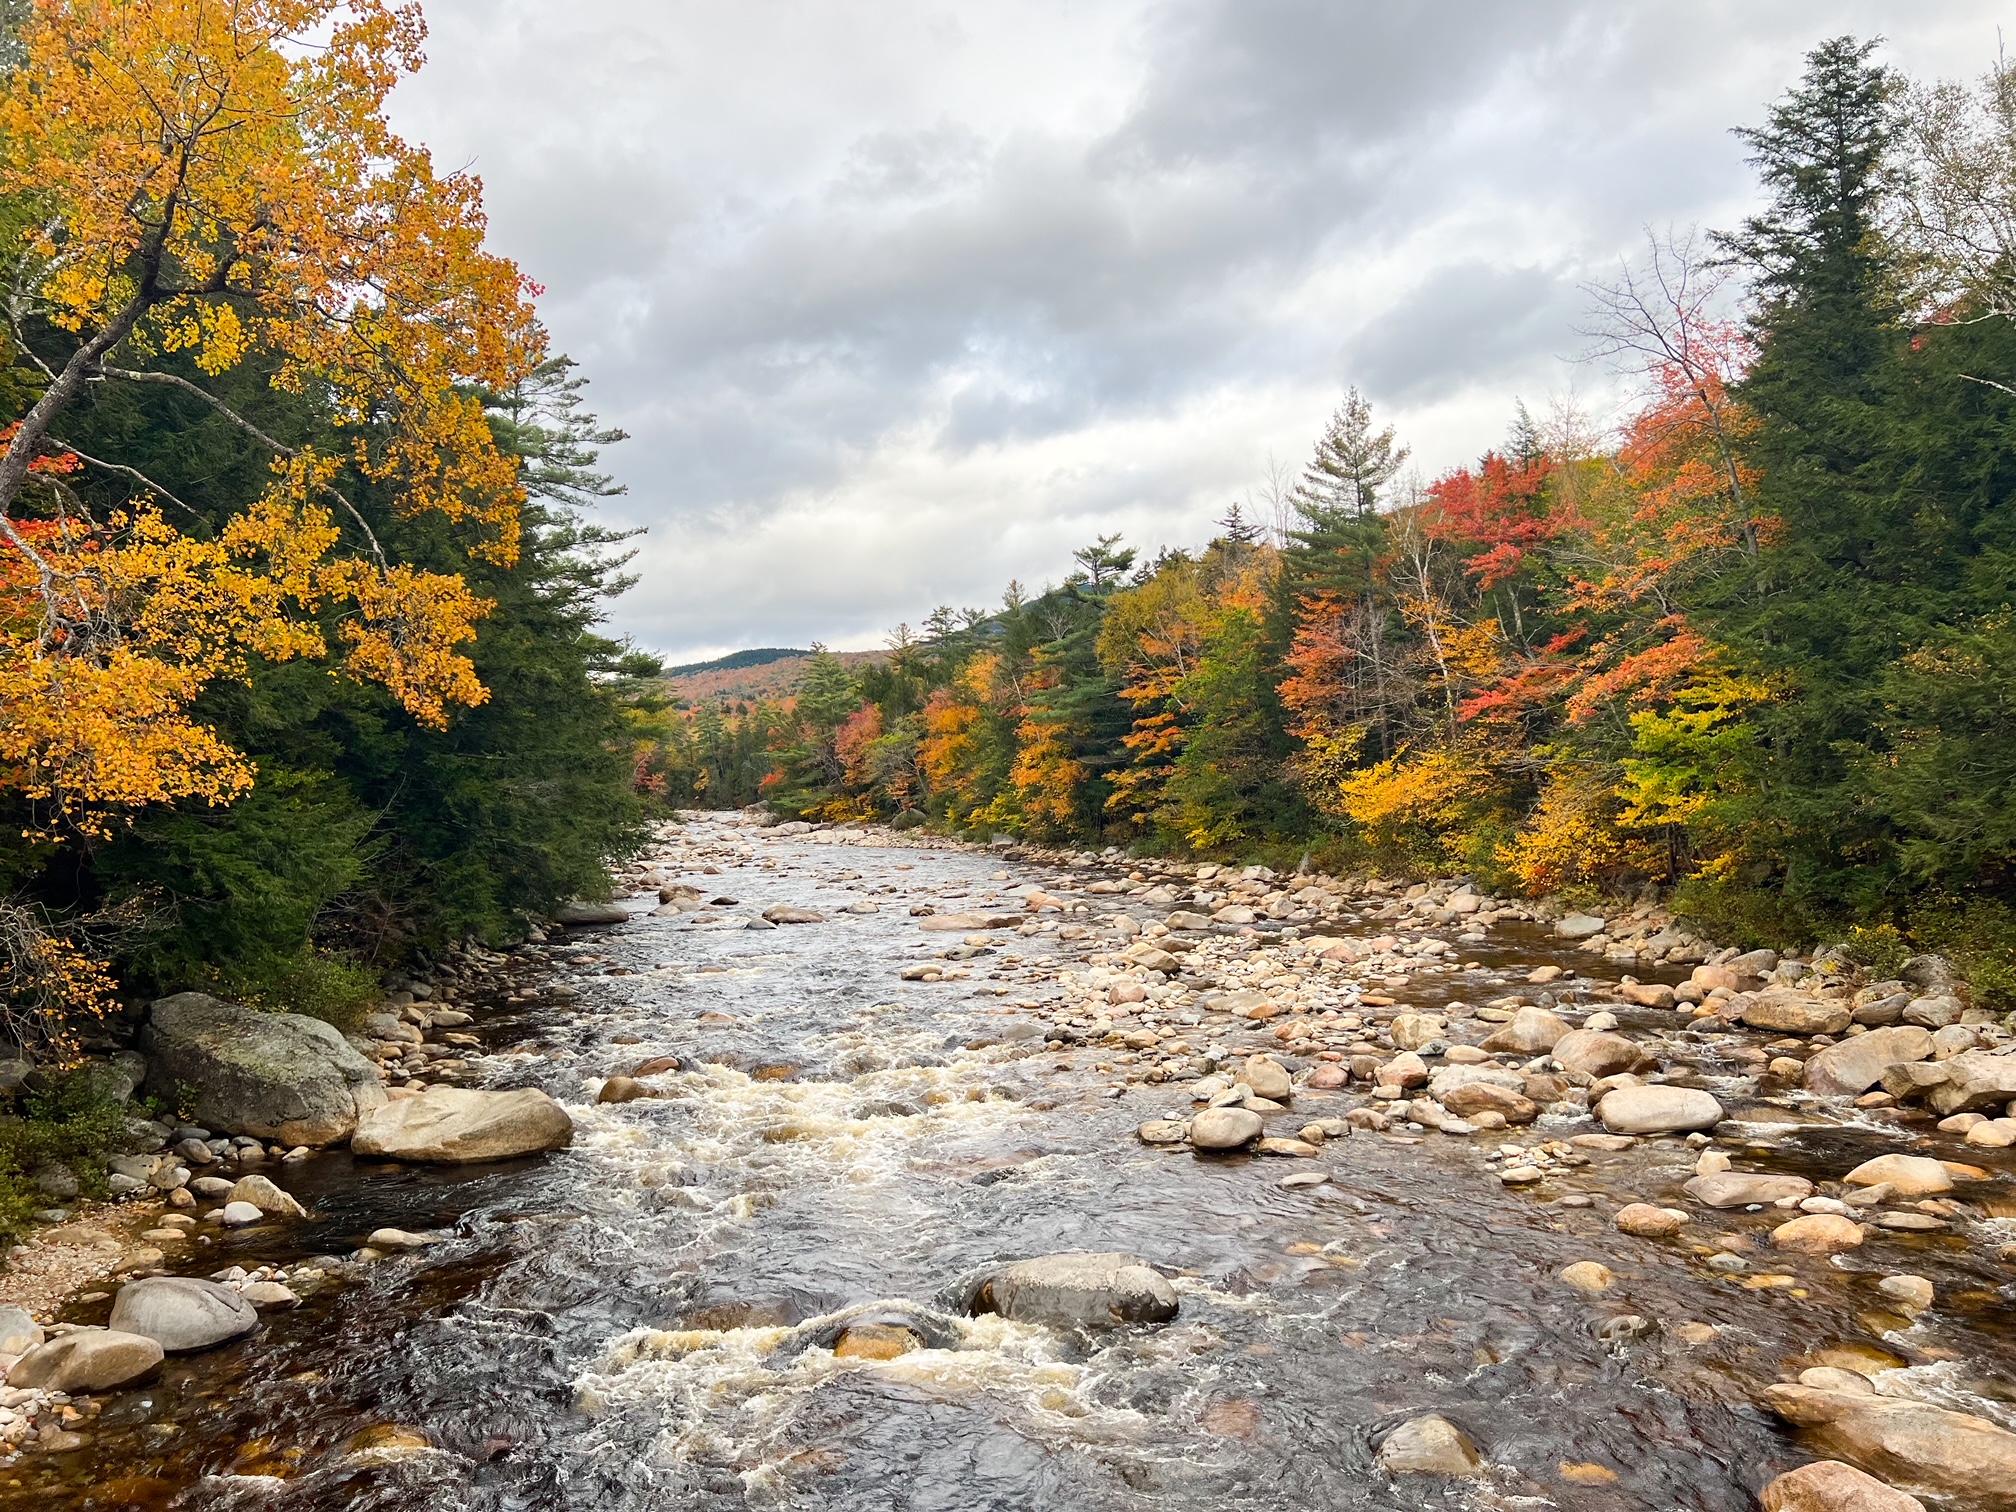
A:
[0,0,544,838]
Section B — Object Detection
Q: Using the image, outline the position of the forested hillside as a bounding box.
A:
[647,39,2016,999]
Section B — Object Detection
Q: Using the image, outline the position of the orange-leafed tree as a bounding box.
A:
[0,0,543,839]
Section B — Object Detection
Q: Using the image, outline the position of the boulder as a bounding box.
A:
[352,1086,572,1163]
[1479,1005,1570,1054]
[762,906,825,924]
[227,1174,307,1220]
[0,1306,42,1357]
[596,1076,649,1104]
[109,1276,259,1353]
[978,1252,1177,1328]
[1901,996,1964,1029]
[1556,914,1606,940]
[1804,1028,1936,1098]
[1438,1082,1537,1124]
[1598,1084,1723,1135]
[1773,1214,1865,1255]
[1921,1052,2016,1116]
[1551,1029,1653,1079]
[1188,1106,1263,1150]
[1378,1414,1483,1476]
[1238,1056,1292,1101]
[1765,1382,2016,1509]
[1743,994,1853,1036]
[141,993,386,1146]
[1760,1461,1925,1512]
[1843,1155,1953,1197]
[8,1330,162,1391]
[1428,1064,1526,1097]
[554,901,629,925]
[1683,1172,1814,1208]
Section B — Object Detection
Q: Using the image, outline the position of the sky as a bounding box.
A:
[390,0,2008,663]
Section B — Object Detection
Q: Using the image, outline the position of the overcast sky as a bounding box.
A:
[391,1,2006,662]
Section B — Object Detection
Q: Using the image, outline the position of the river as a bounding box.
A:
[7,813,2015,1510]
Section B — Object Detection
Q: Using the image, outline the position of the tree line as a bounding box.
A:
[650,37,2016,1002]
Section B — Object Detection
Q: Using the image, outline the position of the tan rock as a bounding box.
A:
[1683,1172,1815,1208]
[1559,1260,1615,1292]
[1842,1155,1952,1197]
[1619,981,1677,1009]
[226,1173,307,1220]
[1438,1082,1538,1125]
[1598,1084,1723,1135]
[1239,1056,1292,1101]
[1615,1203,1687,1237]
[8,1330,163,1391]
[1551,1028,1652,1078]
[1804,1028,1936,1098]
[1377,1414,1483,1476]
[1188,1106,1262,1151]
[1742,993,1853,1036]
[1479,1005,1570,1054]
[1759,1460,1926,1512]
[351,1086,573,1163]
[1772,1214,1865,1255]
[1764,1383,2016,1509]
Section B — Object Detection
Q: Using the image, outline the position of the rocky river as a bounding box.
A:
[2,812,2015,1510]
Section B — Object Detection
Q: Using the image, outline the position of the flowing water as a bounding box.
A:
[8,815,2016,1510]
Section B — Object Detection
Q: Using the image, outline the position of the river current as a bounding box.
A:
[8,813,2016,1510]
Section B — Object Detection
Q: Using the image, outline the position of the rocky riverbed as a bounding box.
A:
[1,811,2013,1510]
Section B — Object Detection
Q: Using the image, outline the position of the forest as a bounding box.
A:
[0,0,656,1063]
[648,38,2016,1004]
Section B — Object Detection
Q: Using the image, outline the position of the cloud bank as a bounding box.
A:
[391,0,2005,658]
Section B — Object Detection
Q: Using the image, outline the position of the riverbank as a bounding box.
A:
[0,811,2011,1508]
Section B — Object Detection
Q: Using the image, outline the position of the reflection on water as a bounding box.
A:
[7,815,2015,1510]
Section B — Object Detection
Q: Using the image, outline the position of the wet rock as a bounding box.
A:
[1438,1082,1537,1124]
[1377,1414,1483,1476]
[1136,1119,1189,1145]
[762,906,825,924]
[1254,1137,1320,1157]
[1615,1203,1688,1237]
[597,1077,649,1105]
[1742,994,1853,1036]
[1551,1029,1653,1079]
[1479,1005,1570,1054]
[1759,1460,1926,1512]
[1619,981,1677,1009]
[978,1252,1178,1328]
[352,1086,573,1163]
[218,1200,264,1227]
[632,1055,682,1077]
[1559,1260,1615,1292]
[555,901,629,925]
[1188,1107,1263,1150]
[1804,1028,1936,1098]
[240,1282,301,1311]
[1598,1084,1723,1135]
[1772,1214,1865,1255]
[833,1323,919,1360]
[8,1330,163,1391]
[1683,1172,1815,1208]
[1305,1062,1348,1090]
[1765,1381,2016,1509]
[1239,1056,1292,1101]
[1965,1118,2016,1148]
[109,1276,259,1352]
[1877,1275,1934,1313]
[366,1228,440,1250]
[227,1174,306,1219]
[1843,1155,1953,1197]
[141,992,387,1146]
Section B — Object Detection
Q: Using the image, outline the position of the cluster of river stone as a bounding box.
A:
[5,814,2016,1510]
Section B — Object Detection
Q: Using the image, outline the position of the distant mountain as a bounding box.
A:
[666,646,884,707]
[663,647,810,676]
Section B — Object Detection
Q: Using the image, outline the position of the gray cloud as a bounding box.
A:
[394,0,2008,658]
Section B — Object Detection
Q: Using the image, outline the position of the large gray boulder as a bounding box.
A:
[142,993,385,1146]
[1805,1027,1936,1098]
[977,1252,1178,1328]
[109,1276,258,1353]
[351,1086,573,1163]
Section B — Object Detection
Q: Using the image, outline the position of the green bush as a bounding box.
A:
[0,1070,134,1247]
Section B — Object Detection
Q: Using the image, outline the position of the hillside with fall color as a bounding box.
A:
[638,39,2016,1007]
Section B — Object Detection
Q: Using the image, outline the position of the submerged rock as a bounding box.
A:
[142,992,386,1146]
[1683,1172,1814,1208]
[977,1251,1178,1328]
[351,1086,574,1163]
[1377,1413,1483,1476]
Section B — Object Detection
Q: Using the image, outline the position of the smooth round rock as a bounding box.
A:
[1759,1460,1926,1512]
[1598,1085,1723,1135]
[1559,1261,1616,1293]
[109,1276,259,1353]
[217,1200,264,1227]
[1377,1414,1483,1476]
[8,1330,163,1391]
[1772,1214,1865,1255]
[1842,1154,1953,1196]
[1615,1203,1688,1238]
[1188,1106,1263,1151]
